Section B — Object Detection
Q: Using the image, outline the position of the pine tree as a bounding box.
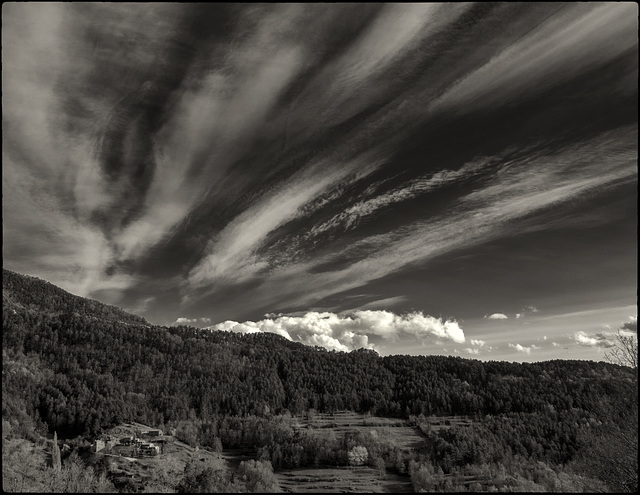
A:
[52,431,62,472]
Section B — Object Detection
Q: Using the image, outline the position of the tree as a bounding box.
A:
[178,461,230,493]
[372,456,386,477]
[52,431,61,472]
[605,330,638,370]
[237,460,280,492]
[347,445,368,467]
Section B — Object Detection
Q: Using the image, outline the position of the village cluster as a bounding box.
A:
[91,423,172,458]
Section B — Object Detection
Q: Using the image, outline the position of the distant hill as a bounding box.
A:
[2,268,148,326]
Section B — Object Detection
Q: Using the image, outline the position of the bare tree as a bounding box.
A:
[605,330,638,370]
[577,328,638,492]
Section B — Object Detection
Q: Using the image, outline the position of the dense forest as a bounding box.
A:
[2,268,637,492]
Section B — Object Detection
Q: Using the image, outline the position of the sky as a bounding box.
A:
[2,2,637,362]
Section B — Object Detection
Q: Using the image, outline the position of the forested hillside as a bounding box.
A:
[3,269,147,326]
[2,269,637,492]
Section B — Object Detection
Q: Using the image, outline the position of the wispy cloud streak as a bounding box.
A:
[2,3,637,336]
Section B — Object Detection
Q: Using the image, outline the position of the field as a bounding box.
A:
[276,467,413,493]
[419,414,473,431]
[272,411,426,492]
[291,411,428,451]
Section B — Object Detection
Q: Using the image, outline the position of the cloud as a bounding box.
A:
[261,128,634,313]
[486,313,508,320]
[3,3,636,331]
[355,296,408,311]
[186,152,384,291]
[185,127,635,314]
[208,310,464,352]
[516,306,540,319]
[573,316,638,349]
[573,331,616,348]
[310,158,492,234]
[621,316,637,334]
[537,306,635,322]
[470,339,485,347]
[173,316,211,326]
[429,3,637,116]
[509,343,540,354]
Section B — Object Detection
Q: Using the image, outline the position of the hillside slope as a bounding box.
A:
[2,268,148,326]
[2,268,637,492]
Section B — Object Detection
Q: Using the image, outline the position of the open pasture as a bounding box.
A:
[292,411,428,451]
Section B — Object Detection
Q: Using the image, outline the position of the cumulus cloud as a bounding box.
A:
[509,343,540,354]
[573,331,616,348]
[486,313,508,320]
[573,318,638,349]
[208,310,464,352]
[470,339,485,347]
[173,316,211,326]
[621,316,637,334]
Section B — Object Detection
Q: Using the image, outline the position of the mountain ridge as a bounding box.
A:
[2,268,148,326]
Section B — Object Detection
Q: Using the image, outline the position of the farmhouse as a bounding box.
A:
[138,442,160,456]
[119,435,134,445]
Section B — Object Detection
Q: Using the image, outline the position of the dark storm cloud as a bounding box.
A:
[3,3,637,335]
